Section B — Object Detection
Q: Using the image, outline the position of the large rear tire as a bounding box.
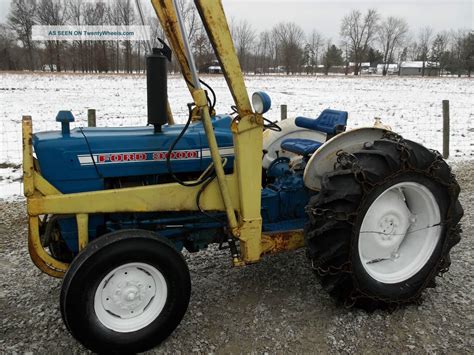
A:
[305,134,463,309]
[60,229,191,353]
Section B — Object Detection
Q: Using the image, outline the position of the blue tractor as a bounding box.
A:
[22,0,462,353]
[34,108,348,256]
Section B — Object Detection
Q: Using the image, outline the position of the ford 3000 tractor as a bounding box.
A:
[21,0,463,353]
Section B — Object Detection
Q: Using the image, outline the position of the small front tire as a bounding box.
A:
[60,229,191,353]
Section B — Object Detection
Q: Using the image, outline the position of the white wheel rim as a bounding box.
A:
[358,182,441,284]
[94,262,168,333]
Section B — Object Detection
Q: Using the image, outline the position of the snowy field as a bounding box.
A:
[0,72,472,197]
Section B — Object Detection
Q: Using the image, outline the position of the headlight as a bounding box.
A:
[252,91,271,114]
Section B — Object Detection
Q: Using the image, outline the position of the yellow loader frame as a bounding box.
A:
[23,0,304,278]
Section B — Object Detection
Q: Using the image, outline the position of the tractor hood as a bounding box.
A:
[33,115,235,193]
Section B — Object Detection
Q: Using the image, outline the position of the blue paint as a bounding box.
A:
[281,109,348,156]
[35,108,346,254]
[56,110,75,135]
[252,91,272,114]
[295,109,348,135]
[33,115,234,193]
[281,138,323,156]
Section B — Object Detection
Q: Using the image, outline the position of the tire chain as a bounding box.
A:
[307,132,462,309]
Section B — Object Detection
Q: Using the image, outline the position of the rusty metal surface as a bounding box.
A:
[22,116,34,197]
[28,217,67,278]
[194,0,253,117]
[261,230,305,255]
[194,0,265,263]
[151,0,195,95]
[303,127,387,190]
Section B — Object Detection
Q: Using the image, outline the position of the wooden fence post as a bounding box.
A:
[88,109,96,127]
[281,104,287,120]
[442,100,449,159]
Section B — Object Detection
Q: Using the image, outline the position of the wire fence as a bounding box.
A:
[1,74,473,170]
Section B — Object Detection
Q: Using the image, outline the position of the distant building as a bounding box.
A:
[42,64,57,72]
[268,66,286,74]
[207,65,222,74]
[349,62,371,69]
[344,62,370,74]
[399,61,440,76]
[376,64,399,75]
[362,66,377,74]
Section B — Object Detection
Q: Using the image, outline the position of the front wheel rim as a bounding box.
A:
[94,262,168,333]
[358,181,441,284]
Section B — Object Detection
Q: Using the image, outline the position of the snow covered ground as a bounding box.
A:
[0,72,472,197]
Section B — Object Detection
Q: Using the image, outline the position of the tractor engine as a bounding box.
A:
[33,112,314,256]
[33,115,238,254]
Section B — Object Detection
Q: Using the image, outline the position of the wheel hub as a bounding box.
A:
[94,262,168,332]
[379,214,398,236]
[358,182,441,284]
[102,267,155,318]
[111,281,147,311]
[360,189,411,262]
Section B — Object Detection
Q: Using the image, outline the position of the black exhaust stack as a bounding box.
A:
[147,43,171,133]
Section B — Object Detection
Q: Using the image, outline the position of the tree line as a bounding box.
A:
[1,0,473,76]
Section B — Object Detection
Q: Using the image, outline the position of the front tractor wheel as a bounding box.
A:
[305,134,463,309]
[60,229,191,353]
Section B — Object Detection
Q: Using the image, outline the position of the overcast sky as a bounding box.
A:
[0,0,472,40]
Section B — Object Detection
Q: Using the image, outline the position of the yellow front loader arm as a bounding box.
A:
[194,0,265,263]
[151,0,265,262]
[23,0,304,278]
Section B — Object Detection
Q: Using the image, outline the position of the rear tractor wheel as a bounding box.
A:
[60,229,191,353]
[305,134,463,309]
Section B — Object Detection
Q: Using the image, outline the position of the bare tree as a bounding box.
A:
[378,16,408,75]
[0,24,18,70]
[405,37,419,61]
[114,0,135,73]
[340,9,379,75]
[418,26,433,76]
[269,28,280,70]
[253,30,271,74]
[308,30,324,73]
[92,2,108,73]
[8,0,37,70]
[461,31,474,77]
[67,0,84,72]
[192,25,213,72]
[448,29,473,77]
[107,1,122,73]
[80,1,109,73]
[232,19,255,72]
[431,31,449,74]
[176,0,198,43]
[272,22,304,74]
[36,0,68,71]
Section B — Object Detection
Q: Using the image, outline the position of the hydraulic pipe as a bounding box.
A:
[171,0,239,234]
[195,0,263,262]
[172,0,201,89]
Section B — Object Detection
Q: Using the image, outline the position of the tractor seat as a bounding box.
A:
[295,109,348,134]
[280,109,348,157]
[281,139,323,156]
